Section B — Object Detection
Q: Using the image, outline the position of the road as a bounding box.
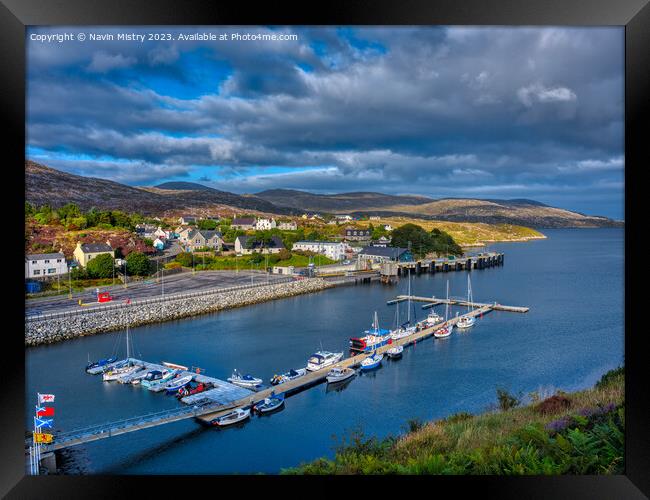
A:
[25,270,289,315]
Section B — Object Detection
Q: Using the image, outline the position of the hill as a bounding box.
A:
[255,189,622,228]
[25,161,295,217]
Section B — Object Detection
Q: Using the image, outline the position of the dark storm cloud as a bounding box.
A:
[26,26,624,218]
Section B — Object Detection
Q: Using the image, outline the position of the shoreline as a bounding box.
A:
[25,278,334,347]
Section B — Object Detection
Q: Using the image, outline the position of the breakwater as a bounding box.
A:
[25,278,333,346]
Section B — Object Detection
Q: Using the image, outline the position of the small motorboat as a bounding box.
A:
[164,374,193,394]
[85,356,117,372]
[227,369,263,388]
[306,351,344,371]
[253,393,285,414]
[103,364,139,382]
[434,324,454,338]
[177,382,208,398]
[211,408,251,427]
[141,369,175,389]
[326,366,356,384]
[386,345,404,359]
[456,315,476,329]
[270,368,307,386]
[424,310,444,327]
[360,352,383,371]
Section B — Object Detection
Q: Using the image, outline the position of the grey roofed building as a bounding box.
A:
[358,246,413,262]
[25,252,65,261]
[80,242,113,253]
[235,235,285,254]
[232,217,256,226]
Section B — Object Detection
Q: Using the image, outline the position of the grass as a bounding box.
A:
[191,253,336,271]
[282,367,624,475]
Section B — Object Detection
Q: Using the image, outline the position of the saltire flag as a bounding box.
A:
[34,432,53,444]
[35,417,53,429]
[38,393,55,404]
[36,407,54,417]
[35,406,44,414]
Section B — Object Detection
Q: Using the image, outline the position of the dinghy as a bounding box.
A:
[270,368,307,386]
[253,393,285,414]
[326,366,356,384]
[211,408,251,427]
[360,352,383,371]
[386,345,404,359]
[227,369,263,388]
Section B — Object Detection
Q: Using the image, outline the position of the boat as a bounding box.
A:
[424,310,444,327]
[456,275,477,329]
[162,361,189,371]
[306,351,344,371]
[227,369,263,388]
[390,270,418,340]
[434,280,454,338]
[360,351,383,371]
[350,312,392,352]
[253,393,285,414]
[164,374,194,394]
[103,364,140,382]
[326,366,356,383]
[141,369,174,388]
[386,345,404,359]
[270,368,307,386]
[121,368,150,384]
[177,381,209,398]
[85,356,117,372]
[210,408,251,427]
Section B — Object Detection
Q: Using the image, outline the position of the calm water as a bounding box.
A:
[25,228,624,474]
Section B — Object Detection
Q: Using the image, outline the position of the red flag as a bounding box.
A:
[37,407,54,417]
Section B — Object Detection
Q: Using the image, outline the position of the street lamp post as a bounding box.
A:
[68,266,72,299]
[123,261,128,288]
[250,261,253,285]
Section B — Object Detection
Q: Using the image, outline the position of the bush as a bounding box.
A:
[496,388,521,412]
[164,261,181,270]
[86,253,115,279]
[126,251,152,276]
[277,249,292,261]
[595,366,624,389]
[535,395,572,415]
[445,412,474,424]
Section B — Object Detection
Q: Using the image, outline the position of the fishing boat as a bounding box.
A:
[270,368,307,386]
[306,351,344,371]
[350,311,392,352]
[227,369,263,388]
[85,356,117,372]
[360,351,383,371]
[326,366,356,383]
[164,374,194,394]
[253,393,285,414]
[103,364,140,382]
[386,345,404,359]
[456,275,477,329]
[210,408,251,427]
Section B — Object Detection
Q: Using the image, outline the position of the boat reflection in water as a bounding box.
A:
[325,376,355,393]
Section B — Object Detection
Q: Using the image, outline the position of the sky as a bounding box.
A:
[26,26,624,219]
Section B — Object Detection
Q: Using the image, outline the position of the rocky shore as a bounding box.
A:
[25,278,334,347]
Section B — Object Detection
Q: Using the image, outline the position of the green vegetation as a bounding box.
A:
[25,202,152,232]
[198,219,219,230]
[126,251,152,276]
[85,254,115,279]
[175,250,335,270]
[390,223,463,258]
[283,367,624,475]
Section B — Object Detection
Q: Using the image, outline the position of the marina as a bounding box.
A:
[24,229,624,473]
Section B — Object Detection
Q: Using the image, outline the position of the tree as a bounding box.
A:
[198,219,218,230]
[126,251,152,276]
[86,253,115,279]
[175,252,194,267]
[496,388,521,411]
[57,203,80,222]
[390,224,432,257]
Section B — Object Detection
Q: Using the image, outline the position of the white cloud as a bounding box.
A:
[517,83,577,107]
[87,51,137,73]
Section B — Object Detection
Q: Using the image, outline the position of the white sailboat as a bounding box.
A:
[457,274,476,329]
[434,280,454,338]
[103,324,137,381]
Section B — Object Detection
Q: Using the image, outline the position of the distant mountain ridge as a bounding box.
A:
[25,161,296,216]
[255,189,622,228]
[25,162,622,228]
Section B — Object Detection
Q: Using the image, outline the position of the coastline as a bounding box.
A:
[25,278,334,347]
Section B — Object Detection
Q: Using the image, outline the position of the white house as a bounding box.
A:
[152,238,165,251]
[335,215,353,221]
[383,224,394,232]
[292,241,347,261]
[278,221,297,230]
[235,235,285,255]
[154,227,168,239]
[25,252,68,279]
[255,218,277,230]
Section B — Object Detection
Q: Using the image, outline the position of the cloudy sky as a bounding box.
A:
[27,26,624,218]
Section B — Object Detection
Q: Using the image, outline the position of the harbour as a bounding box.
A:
[25,229,624,474]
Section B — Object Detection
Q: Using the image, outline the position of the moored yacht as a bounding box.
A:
[306,351,343,371]
[350,312,392,352]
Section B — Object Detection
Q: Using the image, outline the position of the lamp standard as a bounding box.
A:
[250,261,253,285]
[123,260,128,288]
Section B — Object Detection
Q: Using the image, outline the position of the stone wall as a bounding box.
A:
[26,278,334,346]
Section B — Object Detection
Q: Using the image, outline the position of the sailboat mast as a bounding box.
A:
[445,280,449,321]
[126,324,130,359]
[407,269,411,323]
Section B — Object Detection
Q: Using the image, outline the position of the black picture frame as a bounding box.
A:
[2,0,647,497]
